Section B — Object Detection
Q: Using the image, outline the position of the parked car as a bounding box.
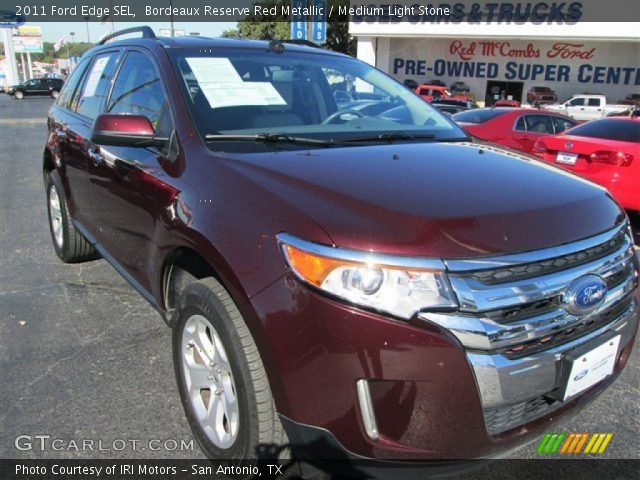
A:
[450,81,470,93]
[431,103,468,116]
[452,108,577,154]
[7,77,64,99]
[403,78,419,90]
[427,78,446,87]
[608,105,640,118]
[619,93,640,106]
[414,84,473,103]
[545,95,629,122]
[43,28,638,466]
[431,98,478,110]
[493,99,520,108]
[533,118,640,212]
[526,86,557,105]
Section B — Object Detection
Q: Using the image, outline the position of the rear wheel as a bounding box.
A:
[13,90,24,100]
[46,171,99,263]
[50,89,60,99]
[173,278,287,462]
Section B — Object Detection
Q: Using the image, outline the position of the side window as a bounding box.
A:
[587,98,600,107]
[553,116,576,133]
[56,59,90,109]
[569,98,585,107]
[107,51,172,136]
[525,115,554,134]
[75,52,120,121]
[514,116,527,131]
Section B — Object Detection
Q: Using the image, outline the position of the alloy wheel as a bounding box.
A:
[49,186,63,248]
[181,314,239,449]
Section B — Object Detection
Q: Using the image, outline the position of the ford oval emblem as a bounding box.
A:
[563,274,607,316]
[573,369,589,381]
[565,142,573,149]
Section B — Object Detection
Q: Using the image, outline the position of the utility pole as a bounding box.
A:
[84,17,91,43]
[170,0,175,36]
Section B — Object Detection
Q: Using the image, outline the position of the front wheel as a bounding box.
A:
[173,278,287,461]
[13,90,24,100]
[50,89,60,99]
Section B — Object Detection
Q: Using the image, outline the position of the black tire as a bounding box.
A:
[173,277,288,461]
[13,90,24,100]
[46,171,99,263]
[50,89,60,99]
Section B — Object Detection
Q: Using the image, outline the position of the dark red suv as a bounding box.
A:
[44,28,639,464]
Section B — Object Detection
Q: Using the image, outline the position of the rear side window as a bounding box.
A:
[74,52,120,120]
[567,120,640,143]
[552,116,576,133]
[107,51,173,137]
[56,59,90,109]
[524,115,554,134]
[587,98,601,107]
[452,109,509,124]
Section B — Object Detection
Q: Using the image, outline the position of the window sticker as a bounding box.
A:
[200,82,287,109]
[83,56,110,97]
[186,57,243,85]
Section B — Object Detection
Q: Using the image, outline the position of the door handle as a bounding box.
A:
[55,128,67,139]
[88,148,104,166]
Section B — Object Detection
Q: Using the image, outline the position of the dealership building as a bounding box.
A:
[350,3,639,105]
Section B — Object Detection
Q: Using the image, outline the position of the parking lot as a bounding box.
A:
[0,94,638,462]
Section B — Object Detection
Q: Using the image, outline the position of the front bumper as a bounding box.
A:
[248,225,638,460]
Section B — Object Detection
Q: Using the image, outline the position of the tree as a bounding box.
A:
[222,0,356,56]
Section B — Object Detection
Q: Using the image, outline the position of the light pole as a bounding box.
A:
[70,32,75,43]
[84,17,91,43]
[169,0,175,36]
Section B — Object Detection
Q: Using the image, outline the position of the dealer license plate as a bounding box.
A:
[563,335,620,401]
[556,151,578,165]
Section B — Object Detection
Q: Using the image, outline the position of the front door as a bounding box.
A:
[87,49,175,288]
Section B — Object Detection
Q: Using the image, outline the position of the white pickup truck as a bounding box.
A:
[544,95,628,121]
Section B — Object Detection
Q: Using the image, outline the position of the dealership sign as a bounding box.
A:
[12,25,43,53]
[392,40,640,86]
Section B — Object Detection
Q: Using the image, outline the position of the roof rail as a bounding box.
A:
[98,26,156,45]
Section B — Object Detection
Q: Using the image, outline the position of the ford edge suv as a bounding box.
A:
[43,28,639,465]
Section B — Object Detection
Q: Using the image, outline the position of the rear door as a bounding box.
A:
[513,114,555,153]
[584,97,604,120]
[49,58,94,223]
[88,48,176,286]
[64,50,123,230]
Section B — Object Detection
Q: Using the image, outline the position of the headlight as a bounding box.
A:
[277,233,458,319]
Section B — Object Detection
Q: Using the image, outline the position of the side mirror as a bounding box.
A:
[91,114,168,147]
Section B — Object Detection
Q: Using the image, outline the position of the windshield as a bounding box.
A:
[168,46,466,150]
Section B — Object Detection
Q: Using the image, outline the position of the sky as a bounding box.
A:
[35,22,236,42]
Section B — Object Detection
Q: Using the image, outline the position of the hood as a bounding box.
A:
[222,142,623,259]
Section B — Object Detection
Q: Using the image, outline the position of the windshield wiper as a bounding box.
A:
[204,133,333,147]
[331,131,437,144]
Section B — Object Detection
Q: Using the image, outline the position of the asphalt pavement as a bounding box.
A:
[0,94,638,465]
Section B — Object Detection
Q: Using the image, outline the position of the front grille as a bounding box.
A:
[468,227,628,285]
[500,296,634,359]
[484,395,559,435]
[424,223,638,436]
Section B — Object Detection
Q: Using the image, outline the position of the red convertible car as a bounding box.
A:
[452,108,576,154]
[533,118,640,212]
